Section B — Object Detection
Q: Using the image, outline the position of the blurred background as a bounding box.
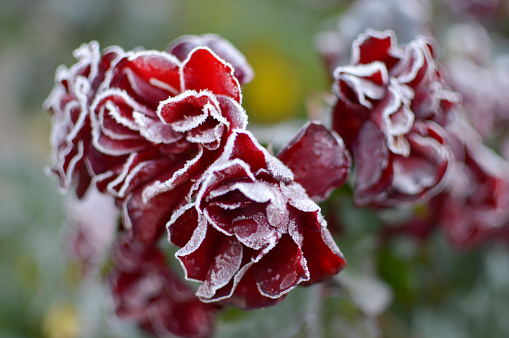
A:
[2,0,509,337]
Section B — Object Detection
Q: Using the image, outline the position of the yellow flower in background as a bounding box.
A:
[42,301,79,338]
[243,44,304,123]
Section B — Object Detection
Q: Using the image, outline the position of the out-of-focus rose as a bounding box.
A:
[431,119,509,247]
[107,234,217,338]
[332,29,459,207]
[43,42,124,197]
[167,130,346,310]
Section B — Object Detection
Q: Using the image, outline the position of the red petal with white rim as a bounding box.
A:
[182,48,241,103]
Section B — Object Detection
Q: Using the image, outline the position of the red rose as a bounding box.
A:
[108,234,217,338]
[167,130,346,310]
[85,43,248,244]
[332,30,459,207]
[43,42,123,197]
[45,36,251,244]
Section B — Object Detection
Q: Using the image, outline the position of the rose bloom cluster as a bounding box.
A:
[46,22,509,337]
[45,34,350,337]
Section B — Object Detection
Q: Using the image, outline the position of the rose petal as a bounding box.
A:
[109,52,181,110]
[278,122,351,201]
[254,235,309,298]
[167,204,199,248]
[157,91,218,131]
[353,120,391,205]
[216,95,248,130]
[228,265,285,310]
[168,33,254,85]
[196,238,243,299]
[177,224,223,282]
[182,48,241,103]
[124,183,188,244]
[333,63,388,108]
[352,29,400,69]
[298,214,347,284]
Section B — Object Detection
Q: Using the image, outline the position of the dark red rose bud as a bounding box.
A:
[108,234,217,338]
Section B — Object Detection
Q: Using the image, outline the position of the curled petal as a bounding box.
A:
[109,51,181,109]
[124,182,190,244]
[176,221,222,282]
[157,91,222,132]
[352,29,401,68]
[353,120,391,206]
[226,264,285,310]
[390,121,452,204]
[333,62,388,108]
[222,131,293,181]
[196,238,244,300]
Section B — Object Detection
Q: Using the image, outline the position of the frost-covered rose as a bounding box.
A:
[107,234,216,338]
[43,42,123,197]
[45,36,251,244]
[432,119,509,247]
[84,39,248,243]
[332,29,459,207]
[167,130,347,310]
